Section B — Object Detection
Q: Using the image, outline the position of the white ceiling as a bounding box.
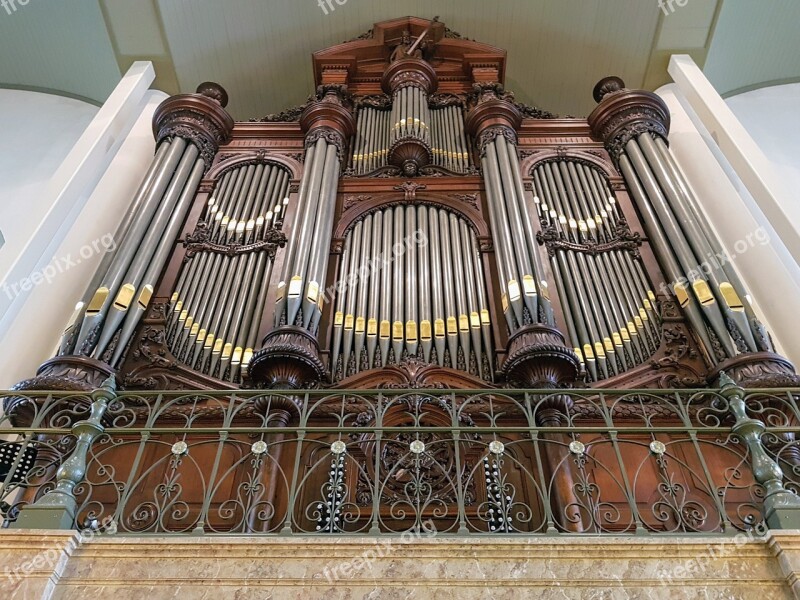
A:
[0,0,797,119]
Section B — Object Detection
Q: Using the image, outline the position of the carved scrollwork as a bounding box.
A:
[417,164,480,178]
[650,324,696,370]
[250,103,309,123]
[428,93,464,108]
[393,181,427,201]
[184,228,288,260]
[132,326,175,370]
[357,94,392,110]
[588,79,671,164]
[153,84,234,170]
[157,118,221,168]
[343,195,373,211]
[535,222,642,258]
[305,126,348,159]
[515,102,557,119]
[448,193,478,209]
[476,125,518,157]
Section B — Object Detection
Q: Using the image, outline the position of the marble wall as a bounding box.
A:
[3,530,800,599]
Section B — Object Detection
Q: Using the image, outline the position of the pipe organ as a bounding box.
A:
[9,15,800,541]
[15,16,798,397]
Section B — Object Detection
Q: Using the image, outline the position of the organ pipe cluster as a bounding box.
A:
[274,133,343,333]
[532,160,660,381]
[429,104,470,173]
[60,137,206,365]
[351,106,390,175]
[350,102,471,175]
[589,77,773,367]
[480,131,554,333]
[619,134,771,362]
[167,162,290,382]
[331,205,493,381]
[391,85,431,148]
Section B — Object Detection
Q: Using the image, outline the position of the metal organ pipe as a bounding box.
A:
[331,235,351,377]
[625,140,736,357]
[470,229,494,377]
[392,207,405,361]
[480,145,517,331]
[483,141,526,329]
[171,167,239,353]
[417,206,432,363]
[331,205,493,381]
[379,206,393,367]
[94,142,203,360]
[367,210,383,368]
[165,161,291,382]
[353,105,392,176]
[449,212,471,372]
[587,78,780,369]
[428,208,447,365]
[580,165,659,353]
[618,154,716,358]
[638,134,757,352]
[651,137,769,350]
[342,219,363,375]
[60,141,174,355]
[534,170,597,379]
[74,137,188,354]
[531,157,668,381]
[575,165,649,362]
[405,207,419,358]
[353,214,373,369]
[109,156,206,366]
[556,161,620,374]
[544,162,611,378]
[439,208,459,367]
[58,83,234,370]
[303,143,340,330]
[285,138,326,326]
[275,142,316,323]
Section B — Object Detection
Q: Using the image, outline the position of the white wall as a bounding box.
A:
[0,89,98,269]
[726,83,800,219]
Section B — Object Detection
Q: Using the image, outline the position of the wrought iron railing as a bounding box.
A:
[2,377,800,536]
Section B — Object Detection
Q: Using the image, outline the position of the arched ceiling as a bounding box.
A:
[0,0,795,119]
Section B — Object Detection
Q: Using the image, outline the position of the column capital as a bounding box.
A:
[587,76,671,162]
[464,82,522,155]
[153,82,235,166]
[381,57,438,95]
[299,84,356,160]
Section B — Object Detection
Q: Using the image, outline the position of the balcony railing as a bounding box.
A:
[2,377,800,536]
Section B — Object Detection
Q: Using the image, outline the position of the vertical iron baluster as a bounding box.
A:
[369,392,383,534]
[280,392,309,535]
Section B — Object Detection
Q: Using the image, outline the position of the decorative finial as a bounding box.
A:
[196,81,229,107]
[592,76,626,103]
